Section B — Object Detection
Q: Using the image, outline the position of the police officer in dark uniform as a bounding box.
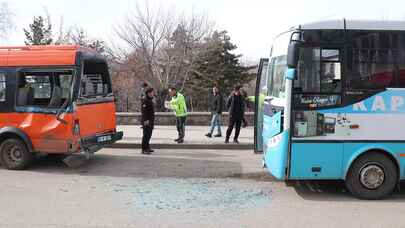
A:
[141,87,155,154]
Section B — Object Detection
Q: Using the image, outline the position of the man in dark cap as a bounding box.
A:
[141,87,155,154]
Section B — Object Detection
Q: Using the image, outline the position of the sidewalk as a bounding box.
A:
[109,125,254,150]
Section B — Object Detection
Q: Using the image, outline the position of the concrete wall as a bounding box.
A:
[117,112,255,126]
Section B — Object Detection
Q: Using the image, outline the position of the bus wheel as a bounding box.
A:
[346,152,397,200]
[0,138,33,170]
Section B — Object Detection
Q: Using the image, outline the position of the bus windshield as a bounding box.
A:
[267,31,291,99]
[268,56,287,98]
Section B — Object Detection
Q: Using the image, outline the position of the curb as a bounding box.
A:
[107,143,253,150]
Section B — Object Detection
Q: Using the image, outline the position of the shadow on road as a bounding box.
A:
[292,180,405,202]
[24,153,250,179]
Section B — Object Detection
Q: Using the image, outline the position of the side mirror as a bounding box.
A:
[287,41,300,68]
[286,68,296,80]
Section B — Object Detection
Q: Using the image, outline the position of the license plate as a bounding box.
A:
[97,135,112,143]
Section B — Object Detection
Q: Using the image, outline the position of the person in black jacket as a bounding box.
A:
[140,82,148,99]
[139,82,149,129]
[225,85,245,144]
[141,87,155,154]
[205,86,223,138]
[241,89,249,128]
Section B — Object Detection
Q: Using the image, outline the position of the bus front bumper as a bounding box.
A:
[62,131,123,167]
[81,131,124,152]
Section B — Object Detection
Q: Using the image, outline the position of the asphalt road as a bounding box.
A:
[1,148,405,228]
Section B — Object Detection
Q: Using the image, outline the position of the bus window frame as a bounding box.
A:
[75,55,114,105]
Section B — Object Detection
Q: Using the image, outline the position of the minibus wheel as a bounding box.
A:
[345,152,397,200]
[0,138,34,170]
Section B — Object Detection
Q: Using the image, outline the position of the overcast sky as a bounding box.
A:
[6,0,405,60]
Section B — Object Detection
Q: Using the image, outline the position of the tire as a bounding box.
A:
[346,152,398,200]
[0,138,34,170]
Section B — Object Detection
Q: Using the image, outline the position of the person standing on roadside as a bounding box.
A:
[140,82,148,99]
[241,89,249,128]
[225,85,245,144]
[168,87,187,144]
[139,82,149,129]
[141,87,155,154]
[205,85,223,138]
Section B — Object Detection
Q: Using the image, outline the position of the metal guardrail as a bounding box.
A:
[116,112,255,126]
[116,112,255,116]
[107,142,253,150]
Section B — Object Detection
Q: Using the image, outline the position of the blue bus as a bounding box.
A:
[255,19,405,199]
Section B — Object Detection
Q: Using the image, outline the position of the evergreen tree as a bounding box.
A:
[23,16,53,45]
[188,31,255,109]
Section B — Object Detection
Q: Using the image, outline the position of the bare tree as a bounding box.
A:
[160,12,213,91]
[53,22,108,56]
[114,3,174,88]
[69,27,89,46]
[54,16,73,45]
[113,3,213,110]
[0,1,14,42]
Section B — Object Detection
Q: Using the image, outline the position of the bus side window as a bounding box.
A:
[0,73,6,102]
[393,33,405,88]
[59,74,73,99]
[346,31,396,91]
[81,60,111,98]
[294,47,342,108]
[321,49,341,93]
[80,74,104,97]
[17,71,73,108]
[17,73,51,107]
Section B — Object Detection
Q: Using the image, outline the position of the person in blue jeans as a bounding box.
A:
[206,86,223,138]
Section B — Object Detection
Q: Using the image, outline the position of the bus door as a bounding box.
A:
[290,47,345,179]
[254,58,269,153]
[262,55,290,179]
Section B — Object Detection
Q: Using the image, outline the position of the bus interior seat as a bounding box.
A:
[0,90,5,100]
[48,86,62,108]
[18,87,34,106]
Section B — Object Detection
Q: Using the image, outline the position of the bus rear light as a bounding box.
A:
[73,119,80,135]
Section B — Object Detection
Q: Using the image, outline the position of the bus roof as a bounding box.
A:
[299,19,405,31]
[0,45,96,67]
